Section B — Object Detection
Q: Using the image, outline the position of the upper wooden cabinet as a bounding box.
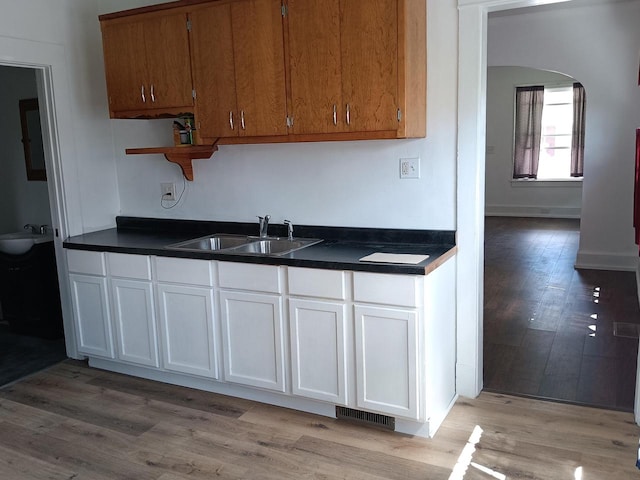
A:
[100,11,194,118]
[99,0,425,140]
[190,0,288,139]
[286,0,425,139]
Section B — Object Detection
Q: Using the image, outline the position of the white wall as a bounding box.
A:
[0,0,172,236]
[488,1,640,270]
[485,66,583,218]
[0,66,51,233]
[112,0,458,231]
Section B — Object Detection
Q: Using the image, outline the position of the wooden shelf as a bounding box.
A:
[125,144,218,181]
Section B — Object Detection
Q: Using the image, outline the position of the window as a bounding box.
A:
[513,83,585,180]
[537,86,574,179]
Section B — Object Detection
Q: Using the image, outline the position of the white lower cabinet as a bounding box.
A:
[107,253,158,368]
[218,262,285,392]
[289,298,347,405]
[67,250,114,359]
[157,283,218,378]
[69,273,114,358]
[220,290,285,392]
[66,247,455,437]
[354,305,419,420]
[111,278,158,367]
[155,256,218,379]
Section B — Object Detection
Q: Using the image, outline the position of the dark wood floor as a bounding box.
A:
[0,360,638,479]
[484,217,640,411]
[0,322,67,387]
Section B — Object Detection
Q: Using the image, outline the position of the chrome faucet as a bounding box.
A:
[284,219,294,241]
[39,225,49,235]
[258,215,270,238]
[24,223,39,234]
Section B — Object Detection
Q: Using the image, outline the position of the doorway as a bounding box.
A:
[0,65,67,385]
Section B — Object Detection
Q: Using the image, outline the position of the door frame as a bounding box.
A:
[455,0,572,398]
[0,36,82,358]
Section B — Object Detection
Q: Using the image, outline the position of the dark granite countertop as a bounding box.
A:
[63,217,457,275]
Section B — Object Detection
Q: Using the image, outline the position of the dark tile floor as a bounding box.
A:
[0,321,67,387]
[483,217,639,411]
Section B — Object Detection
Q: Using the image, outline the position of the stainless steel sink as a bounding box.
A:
[231,237,323,256]
[167,234,252,252]
[167,234,322,256]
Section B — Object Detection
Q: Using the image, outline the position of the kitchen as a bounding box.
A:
[1,0,640,477]
[0,0,634,421]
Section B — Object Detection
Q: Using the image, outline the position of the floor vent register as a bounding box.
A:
[335,406,395,431]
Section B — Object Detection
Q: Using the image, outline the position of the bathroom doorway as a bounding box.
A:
[0,65,66,386]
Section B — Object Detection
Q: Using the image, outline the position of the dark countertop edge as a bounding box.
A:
[64,218,457,276]
[62,240,457,276]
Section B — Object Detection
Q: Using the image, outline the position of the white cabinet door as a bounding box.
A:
[220,290,285,392]
[289,298,347,405]
[69,273,114,358]
[111,278,158,367]
[157,284,218,378]
[354,305,419,419]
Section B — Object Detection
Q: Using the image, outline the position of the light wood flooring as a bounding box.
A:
[484,217,640,411]
[0,360,638,479]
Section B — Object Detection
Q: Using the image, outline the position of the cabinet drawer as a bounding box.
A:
[218,262,281,293]
[288,267,346,300]
[67,250,106,276]
[155,257,213,286]
[107,253,151,280]
[353,272,423,308]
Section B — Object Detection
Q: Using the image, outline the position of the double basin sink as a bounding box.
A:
[168,234,322,256]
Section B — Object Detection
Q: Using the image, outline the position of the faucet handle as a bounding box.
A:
[258,214,271,238]
[39,225,49,235]
[284,219,294,240]
[24,223,39,234]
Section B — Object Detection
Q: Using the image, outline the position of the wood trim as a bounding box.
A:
[423,246,457,275]
[399,0,426,138]
[109,106,195,120]
[208,130,401,146]
[125,144,218,181]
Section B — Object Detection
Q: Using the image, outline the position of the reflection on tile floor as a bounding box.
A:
[483,217,639,411]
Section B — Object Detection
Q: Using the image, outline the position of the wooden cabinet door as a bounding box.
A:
[157,283,218,378]
[142,12,193,111]
[287,0,344,134]
[102,20,147,113]
[220,290,285,392]
[231,0,288,137]
[340,0,399,132]
[354,304,418,419]
[111,278,159,368]
[70,274,114,359]
[101,12,192,116]
[289,298,347,404]
[190,3,239,138]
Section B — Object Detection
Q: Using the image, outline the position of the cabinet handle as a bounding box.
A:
[333,104,337,126]
[141,85,146,103]
[346,104,350,126]
[229,111,234,130]
[150,84,155,103]
[241,110,246,130]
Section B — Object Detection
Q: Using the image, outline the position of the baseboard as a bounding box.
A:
[575,251,637,272]
[485,205,581,219]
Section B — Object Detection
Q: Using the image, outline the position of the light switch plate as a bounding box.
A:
[400,157,420,179]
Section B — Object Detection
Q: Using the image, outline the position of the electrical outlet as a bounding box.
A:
[161,182,176,201]
[400,157,420,179]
